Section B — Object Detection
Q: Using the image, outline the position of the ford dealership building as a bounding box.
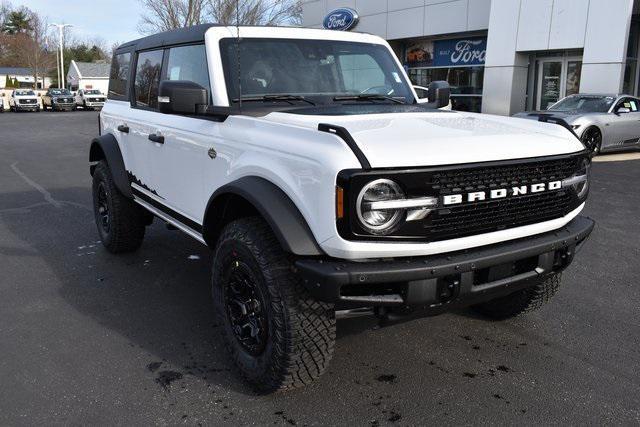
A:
[302,0,639,115]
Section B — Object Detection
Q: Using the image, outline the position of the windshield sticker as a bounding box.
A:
[392,72,402,83]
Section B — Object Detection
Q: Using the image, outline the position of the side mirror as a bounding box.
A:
[413,85,429,101]
[427,80,451,109]
[158,80,208,115]
[616,107,631,114]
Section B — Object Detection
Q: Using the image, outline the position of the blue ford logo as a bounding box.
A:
[323,8,359,31]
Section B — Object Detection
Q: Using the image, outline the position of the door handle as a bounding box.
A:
[117,124,129,133]
[148,133,165,144]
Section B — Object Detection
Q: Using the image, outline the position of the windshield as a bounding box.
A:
[85,89,102,94]
[549,95,615,112]
[220,38,414,104]
[50,89,71,95]
[15,90,35,96]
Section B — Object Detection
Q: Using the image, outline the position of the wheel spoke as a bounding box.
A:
[224,261,268,356]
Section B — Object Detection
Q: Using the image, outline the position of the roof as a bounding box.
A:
[73,61,111,78]
[0,67,34,75]
[116,23,222,52]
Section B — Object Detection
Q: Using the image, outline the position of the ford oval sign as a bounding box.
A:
[323,8,359,31]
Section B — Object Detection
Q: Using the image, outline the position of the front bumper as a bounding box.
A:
[296,215,594,309]
[53,102,74,110]
[16,104,39,110]
[84,102,105,107]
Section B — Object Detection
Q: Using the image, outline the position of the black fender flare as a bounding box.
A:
[89,133,132,199]
[203,177,324,256]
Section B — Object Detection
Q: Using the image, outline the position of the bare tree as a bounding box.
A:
[139,0,207,34]
[208,0,301,26]
[138,0,301,34]
[24,11,54,89]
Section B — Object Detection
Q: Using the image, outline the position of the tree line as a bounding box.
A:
[0,2,109,88]
[0,0,302,89]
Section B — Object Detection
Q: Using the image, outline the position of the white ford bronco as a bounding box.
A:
[90,24,594,392]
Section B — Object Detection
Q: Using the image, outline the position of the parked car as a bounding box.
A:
[91,24,594,392]
[8,89,40,112]
[514,94,640,154]
[75,89,106,110]
[42,88,75,111]
[0,93,5,112]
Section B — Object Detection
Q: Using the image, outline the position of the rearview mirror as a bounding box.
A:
[427,81,451,109]
[616,107,631,114]
[158,80,208,115]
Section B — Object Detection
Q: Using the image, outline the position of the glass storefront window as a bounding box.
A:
[408,66,484,111]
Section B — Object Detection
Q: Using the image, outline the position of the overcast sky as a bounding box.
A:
[18,0,145,47]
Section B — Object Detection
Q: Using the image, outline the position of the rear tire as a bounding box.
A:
[92,161,147,253]
[471,273,562,320]
[212,217,336,392]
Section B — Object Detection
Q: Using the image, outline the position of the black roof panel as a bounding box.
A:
[116,23,222,52]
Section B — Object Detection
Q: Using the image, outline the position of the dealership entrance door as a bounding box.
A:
[536,57,582,110]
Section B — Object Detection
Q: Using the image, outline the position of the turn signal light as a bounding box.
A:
[336,186,344,219]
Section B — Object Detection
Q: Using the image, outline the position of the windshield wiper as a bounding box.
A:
[333,94,405,104]
[232,94,316,106]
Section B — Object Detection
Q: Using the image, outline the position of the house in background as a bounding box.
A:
[0,67,52,89]
[67,60,111,94]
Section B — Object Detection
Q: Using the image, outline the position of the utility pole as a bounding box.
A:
[49,23,72,89]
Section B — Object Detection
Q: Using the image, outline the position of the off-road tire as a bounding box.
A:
[471,273,562,320]
[212,217,336,393]
[92,160,146,253]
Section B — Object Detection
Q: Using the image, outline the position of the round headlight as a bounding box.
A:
[356,179,405,235]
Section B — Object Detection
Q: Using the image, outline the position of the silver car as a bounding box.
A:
[514,94,640,154]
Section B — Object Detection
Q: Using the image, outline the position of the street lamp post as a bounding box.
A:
[49,23,72,89]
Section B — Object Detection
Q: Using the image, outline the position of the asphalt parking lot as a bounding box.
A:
[0,111,639,425]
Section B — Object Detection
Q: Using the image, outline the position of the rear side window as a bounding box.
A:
[164,44,210,97]
[108,52,131,100]
[134,49,163,109]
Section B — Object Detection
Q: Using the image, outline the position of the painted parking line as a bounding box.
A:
[593,152,640,162]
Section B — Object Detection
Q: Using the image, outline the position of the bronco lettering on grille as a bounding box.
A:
[442,180,562,205]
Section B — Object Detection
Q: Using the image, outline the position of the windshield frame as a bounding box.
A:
[218,37,416,108]
[548,95,616,113]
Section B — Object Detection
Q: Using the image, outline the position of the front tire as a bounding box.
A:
[212,217,336,392]
[92,161,147,253]
[581,127,602,154]
[471,273,562,320]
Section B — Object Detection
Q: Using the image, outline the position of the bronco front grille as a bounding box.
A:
[425,156,582,241]
[338,154,586,243]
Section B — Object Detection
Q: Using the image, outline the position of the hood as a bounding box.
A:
[260,110,585,168]
[513,110,601,121]
[14,95,38,100]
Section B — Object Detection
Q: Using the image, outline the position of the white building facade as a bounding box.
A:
[67,61,111,94]
[302,0,639,115]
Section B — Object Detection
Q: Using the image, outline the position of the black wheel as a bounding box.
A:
[581,127,602,154]
[92,161,147,253]
[212,217,336,392]
[472,273,562,320]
